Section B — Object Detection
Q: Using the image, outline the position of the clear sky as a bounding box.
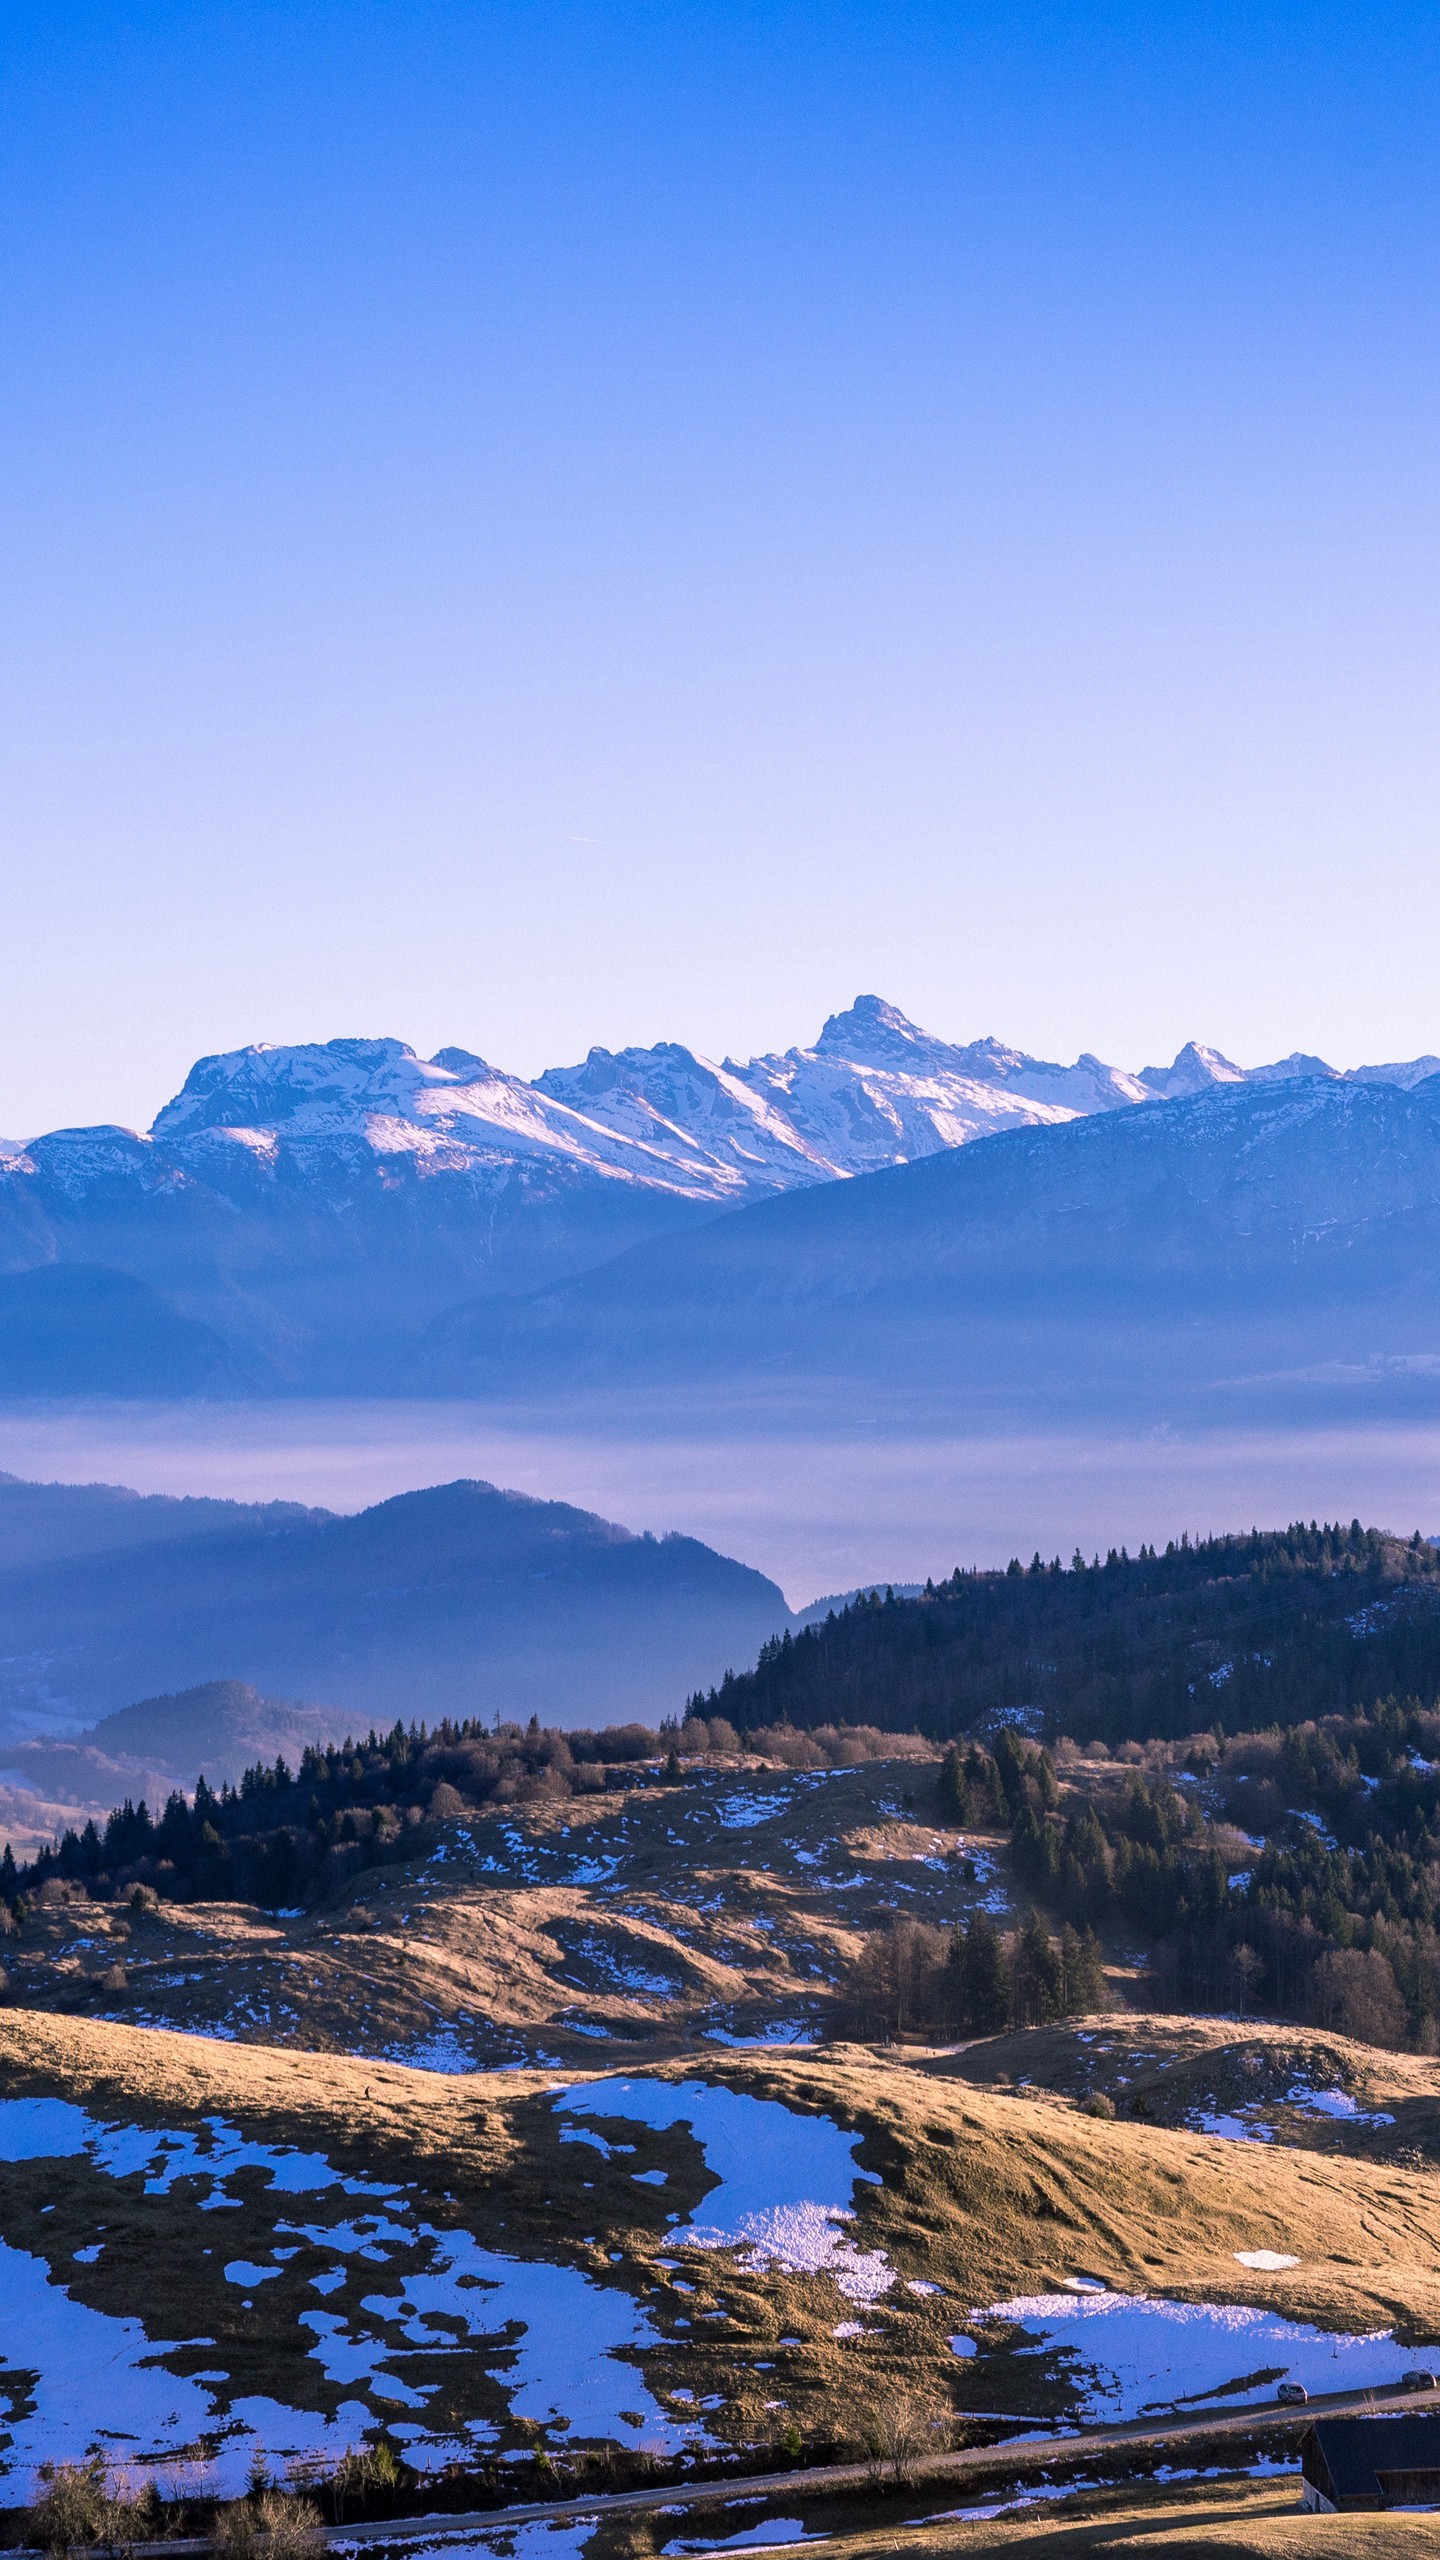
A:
[3,1,1439,1136]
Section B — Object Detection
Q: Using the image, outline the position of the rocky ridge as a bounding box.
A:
[3,998,1438,1392]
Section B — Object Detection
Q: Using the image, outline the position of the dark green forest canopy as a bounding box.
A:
[692,1522,1440,1746]
[4,1714,662,1915]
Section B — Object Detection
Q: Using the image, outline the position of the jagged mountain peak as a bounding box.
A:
[536,1038,715,1097]
[811,993,941,1067]
[151,1035,450,1137]
[429,1045,493,1078]
[1137,1040,1247,1099]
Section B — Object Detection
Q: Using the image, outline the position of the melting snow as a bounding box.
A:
[0,2095,696,2489]
[663,2523,815,2553]
[555,2081,893,2301]
[0,2238,370,2499]
[0,2097,400,2203]
[1287,2085,1394,2127]
[963,2290,1413,2419]
[389,2032,478,2076]
[392,2523,602,2560]
[703,2023,817,2049]
[713,1795,793,1831]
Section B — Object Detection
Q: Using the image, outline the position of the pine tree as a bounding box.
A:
[1059,1922,1106,2017]
[944,1922,967,2030]
[937,1744,967,1824]
[1011,1910,1063,2026]
[961,1910,1010,2036]
[993,1727,1028,1819]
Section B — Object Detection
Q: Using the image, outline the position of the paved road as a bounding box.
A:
[326,2377,1440,2549]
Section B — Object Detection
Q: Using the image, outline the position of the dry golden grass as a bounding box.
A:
[926,2015,1440,2165]
[2,1999,1440,2459]
[0,1762,967,2063]
[767,2476,1439,2557]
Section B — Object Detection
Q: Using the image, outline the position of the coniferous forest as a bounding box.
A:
[12,1520,1440,2051]
[693,1522,1440,1746]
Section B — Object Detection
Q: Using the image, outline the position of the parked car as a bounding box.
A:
[1401,2370,1438,2391]
[1276,2382,1309,2405]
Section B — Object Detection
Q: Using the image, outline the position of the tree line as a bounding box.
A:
[688,1523,1440,1749]
[2,1712,932,1915]
[3,1714,665,1912]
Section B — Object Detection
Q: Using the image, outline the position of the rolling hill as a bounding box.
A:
[0,2004,1437,2514]
[691,1523,1440,1747]
[0,1679,352,1850]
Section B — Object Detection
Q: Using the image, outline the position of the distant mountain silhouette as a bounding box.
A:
[9,1678,349,1811]
[0,1476,793,1744]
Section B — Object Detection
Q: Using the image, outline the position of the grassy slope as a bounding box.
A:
[0,1761,994,2060]
[3,2009,1440,2466]
[927,2017,1440,2164]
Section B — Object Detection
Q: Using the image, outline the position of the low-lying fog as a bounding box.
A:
[0,1397,1436,1609]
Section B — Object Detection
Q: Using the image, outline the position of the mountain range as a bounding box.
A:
[2,996,1439,1399]
[420,1074,1440,1426]
[3,996,1439,1394]
[0,1471,792,1747]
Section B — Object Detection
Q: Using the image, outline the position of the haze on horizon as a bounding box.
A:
[3,1,1440,1137]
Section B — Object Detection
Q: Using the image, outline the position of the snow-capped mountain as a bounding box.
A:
[151,1035,729,1194]
[2,996,1437,1393]
[542,995,1440,1182]
[9,995,1435,1208]
[418,1073,1440,1425]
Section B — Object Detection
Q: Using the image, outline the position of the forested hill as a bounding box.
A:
[690,1523,1440,1747]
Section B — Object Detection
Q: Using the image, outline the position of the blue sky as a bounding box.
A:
[3,2,1439,1132]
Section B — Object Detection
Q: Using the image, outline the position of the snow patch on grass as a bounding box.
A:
[663,2521,815,2553]
[1287,2084,1395,2127]
[960,2290,1410,2420]
[0,2095,697,2488]
[554,2081,893,2300]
